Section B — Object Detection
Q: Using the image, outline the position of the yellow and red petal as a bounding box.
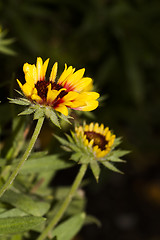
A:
[36,57,43,81]
[47,84,66,104]
[18,58,100,115]
[58,65,75,85]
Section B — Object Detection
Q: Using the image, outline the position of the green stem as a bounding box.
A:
[0,117,44,198]
[37,164,88,240]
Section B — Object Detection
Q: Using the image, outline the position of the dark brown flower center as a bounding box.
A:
[84,131,108,150]
[35,80,67,102]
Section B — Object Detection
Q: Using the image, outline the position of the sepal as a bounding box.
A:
[8,97,30,106]
[102,161,123,174]
[90,159,100,182]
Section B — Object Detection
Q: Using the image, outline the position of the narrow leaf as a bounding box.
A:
[18,108,35,116]
[1,190,50,217]
[45,107,60,128]
[0,216,45,235]
[85,215,101,227]
[34,109,44,120]
[0,208,27,218]
[8,98,30,106]
[20,155,73,174]
[50,110,61,128]
[102,161,123,174]
[90,160,100,182]
[58,112,72,124]
[52,213,85,240]
[54,134,72,147]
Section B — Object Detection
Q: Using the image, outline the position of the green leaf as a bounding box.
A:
[112,137,122,148]
[45,107,60,128]
[61,145,72,152]
[34,108,45,120]
[0,46,16,55]
[15,89,24,96]
[65,133,75,144]
[110,150,130,158]
[85,215,101,227]
[70,152,82,162]
[54,134,72,147]
[0,208,27,218]
[52,213,86,240]
[18,107,35,116]
[1,190,50,217]
[57,112,72,124]
[107,156,126,162]
[50,110,61,128]
[29,151,48,159]
[19,155,73,174]
[79,155,91,164]
[102,161,123,174]
[8,98,30,106]
[0,216,45,235]
[90,160,100,182]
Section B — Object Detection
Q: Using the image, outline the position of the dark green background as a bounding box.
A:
[0,0,160,239]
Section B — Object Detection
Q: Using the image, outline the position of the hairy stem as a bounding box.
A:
[0,117,44,198]
[37,164,88,240]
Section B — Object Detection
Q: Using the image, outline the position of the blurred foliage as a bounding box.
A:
[0,27,16,55]
[0,0,160,239]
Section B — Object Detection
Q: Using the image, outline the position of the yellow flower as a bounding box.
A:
[17,57,100,116]
[55,121,127,180]
[75,122,115,158]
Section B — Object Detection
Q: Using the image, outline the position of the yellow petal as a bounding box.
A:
[17,81,33,97]
[71,77,92,92]
[88,139,94,148]
[93,123,99,132]
[46,84,59,103]
[84,125,89,131]
[42,58,49,79]
[62,92,80,108]
[36,57,43,80]
[99,124,104,133]
[82,80,93,92]
[58,65,75,85]
[106,131,111,140]
[89,123,94,131]
[47,84,66,104]
[80,92,100,100]
[54,104,68,116]
[62,68,85,91]
[50,62,58,82]
[78,100,99,111]
[103,127,109,135]
[96,150,108,158]
[31,94,42,102]
[23,63,37,86]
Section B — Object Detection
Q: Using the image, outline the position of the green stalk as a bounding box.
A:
[37,164,88,240]
[0,117,44,198]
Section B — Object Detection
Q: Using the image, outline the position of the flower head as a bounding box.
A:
[55,122,129,181]
[17,57,99,116]
[75,123,115,159]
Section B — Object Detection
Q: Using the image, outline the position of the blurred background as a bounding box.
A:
[0,0,160,239]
